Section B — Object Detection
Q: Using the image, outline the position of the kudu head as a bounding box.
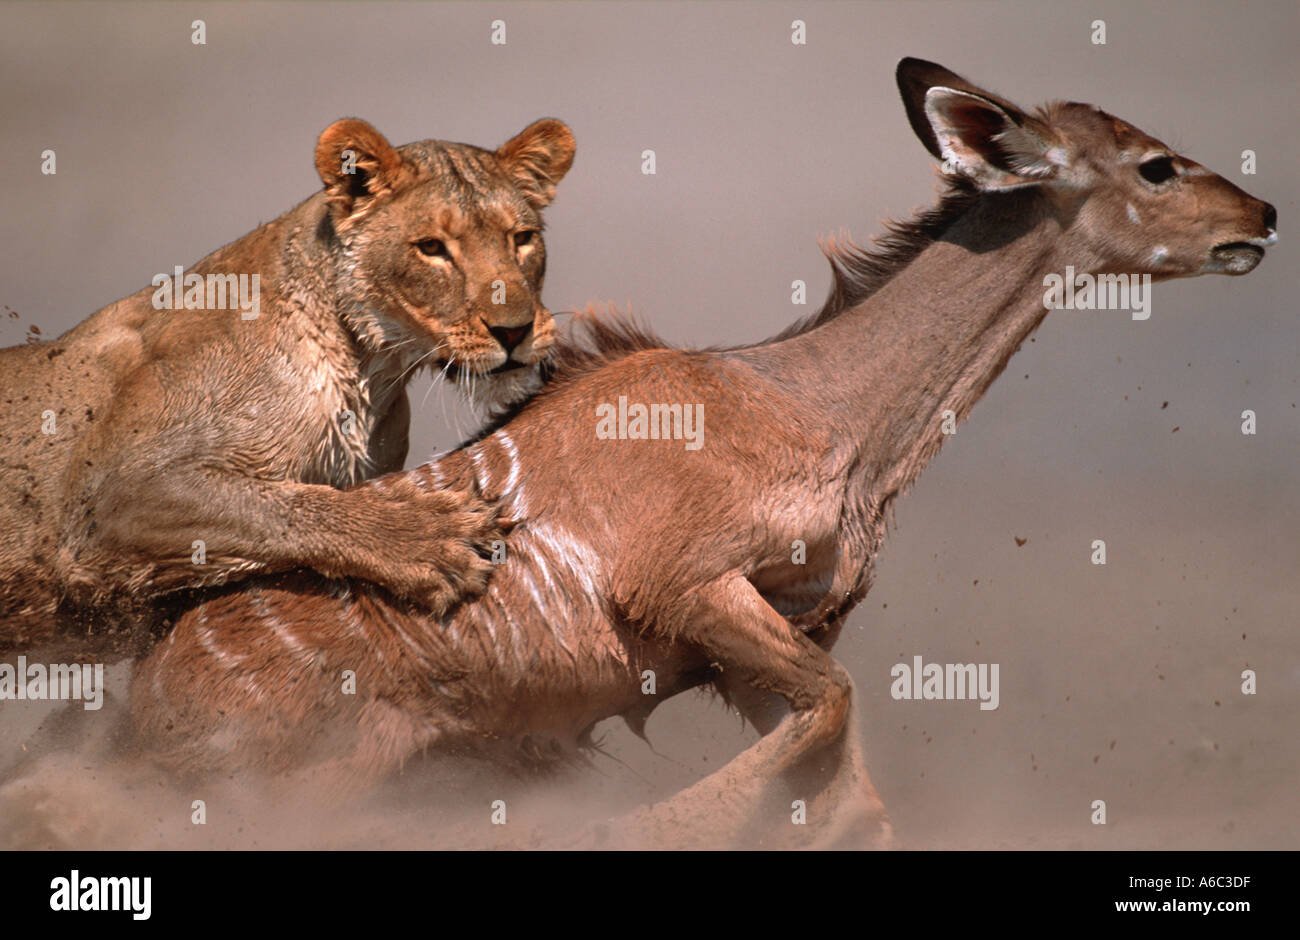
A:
[897,57,1276,278]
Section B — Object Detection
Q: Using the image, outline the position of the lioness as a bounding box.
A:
[0,117,575,653]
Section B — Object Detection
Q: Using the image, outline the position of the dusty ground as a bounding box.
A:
[2,473,1294,850]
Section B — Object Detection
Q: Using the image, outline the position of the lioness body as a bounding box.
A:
[0,118,575,652]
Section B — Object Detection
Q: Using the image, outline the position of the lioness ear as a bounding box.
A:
[315,118,410,224]
[896,58,1059,190]
[496,118,576,209]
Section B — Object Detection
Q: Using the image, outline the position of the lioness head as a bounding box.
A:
[314,117,575,407]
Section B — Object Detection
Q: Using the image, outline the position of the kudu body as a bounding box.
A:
[131,60,1276,847]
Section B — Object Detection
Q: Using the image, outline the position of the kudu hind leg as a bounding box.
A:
[613,575,889,847]
[715,672,891,849]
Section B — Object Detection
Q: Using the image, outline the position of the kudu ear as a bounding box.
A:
[315,118,411,225]
[496,118,576,209]
[896,57,1059,191]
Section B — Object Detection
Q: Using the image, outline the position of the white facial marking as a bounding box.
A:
[465,367,544,414]
[1151,245,1169,265]
[1126,204,1141,225]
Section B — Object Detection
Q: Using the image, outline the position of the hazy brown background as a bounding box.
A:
[0,1,1295,848]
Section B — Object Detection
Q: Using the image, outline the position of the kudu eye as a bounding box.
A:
[1139,156,1177,184]
[513,230,537,248]
[416,238,450,259]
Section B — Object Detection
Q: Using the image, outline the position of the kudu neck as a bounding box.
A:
[758,187,1093,505]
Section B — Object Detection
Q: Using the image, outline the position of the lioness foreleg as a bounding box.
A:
[54,467,499,614]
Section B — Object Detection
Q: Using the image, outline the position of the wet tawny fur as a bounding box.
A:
[132,60,1275,846]
[0,117,576,654]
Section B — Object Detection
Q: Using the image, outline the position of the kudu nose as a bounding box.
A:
[1262,203,1277,233]
[489,324,531,355]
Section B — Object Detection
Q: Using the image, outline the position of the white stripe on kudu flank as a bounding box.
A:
[521,530,565,606]
[468,444,491,493]
[494,430,528,516]
[514,562,577,663]
[496,431,521,494]
[466,601,506,666]
[251,589,314,664]
[368,585,440,676]
[482,586,525,673]
[523,522,600,597]
[197,608,244,666]
[340,591,396,678]
[194,603,265,700]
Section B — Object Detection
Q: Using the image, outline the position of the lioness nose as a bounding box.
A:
[490,324,531,354]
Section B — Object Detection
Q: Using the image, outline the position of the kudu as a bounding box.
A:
[130,59,1276,847]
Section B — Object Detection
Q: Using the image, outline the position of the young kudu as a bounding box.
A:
[131,59,1276,847]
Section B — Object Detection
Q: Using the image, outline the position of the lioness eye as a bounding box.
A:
[416,238,449,258]
[1139,156,1177,184]
[513,230,536,247]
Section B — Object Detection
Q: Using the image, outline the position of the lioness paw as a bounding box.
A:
[351,483,503,613]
